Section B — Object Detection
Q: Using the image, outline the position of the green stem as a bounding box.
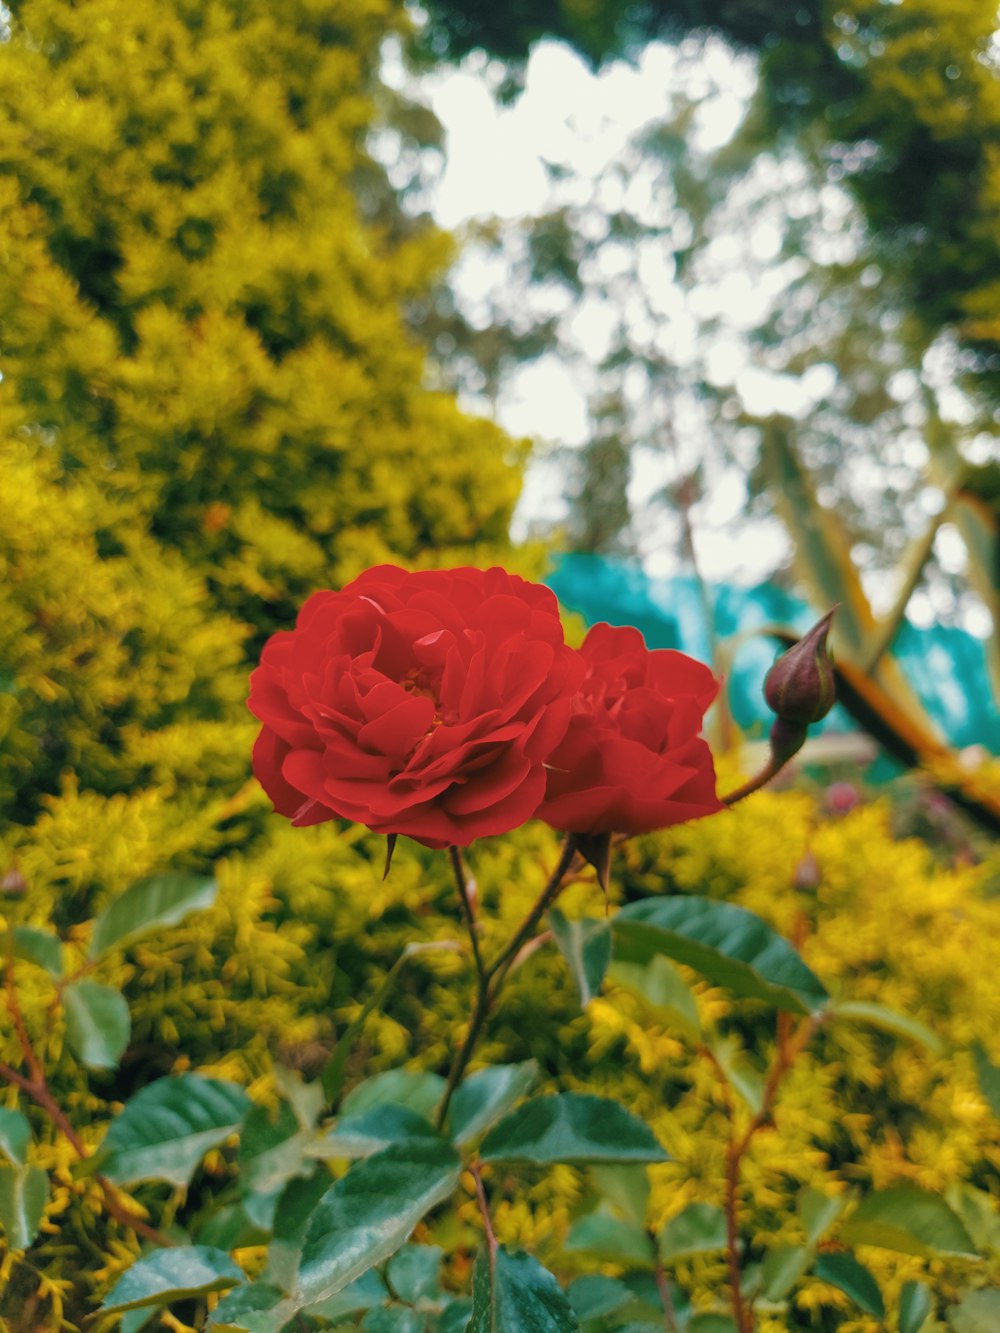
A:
[435,836,579,1128]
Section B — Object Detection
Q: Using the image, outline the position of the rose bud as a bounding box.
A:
[764,609,837,728]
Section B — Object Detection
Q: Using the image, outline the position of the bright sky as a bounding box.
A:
[395,39,799,585]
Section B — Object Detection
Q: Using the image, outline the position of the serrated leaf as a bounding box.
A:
[311,1103,441,1161]
[481,1094,667,1167]
[813,1253,884,1317]
[449,1062,538,1148]
[973,1041,1000,1119]
[899,1280,932,1333]
[0,1163,48,1250]
[657,1203,727,1263]
[564,1212,656,1267]
[62,980,130,1069]
[341,1069,446,1121]
[470,1247,580,1331]
[608,957,701,1043]
[798,1188,846,1244]
[386,1244,442,1305]
[96,1074,251,1187]
[948,1289,1000,1332]
[4,926,61,977]
[761,1245,811,1301]
[841,1187,976,1258]
[101,1246,243,1312]
[0,1109,31,1166]
[549,910,612,1006]
[295,1139,461,1307]
[612,896,828,1014]
[831,1000,943,1054]
[90,873,217,958]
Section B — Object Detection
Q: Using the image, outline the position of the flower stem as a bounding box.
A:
[435,836,579,1128]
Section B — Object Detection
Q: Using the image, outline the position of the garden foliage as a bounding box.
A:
[1,2,1000,1332]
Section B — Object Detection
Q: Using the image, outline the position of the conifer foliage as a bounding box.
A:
[0,0,520,639]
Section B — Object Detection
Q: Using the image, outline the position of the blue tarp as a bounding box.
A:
[545,553,1000,754]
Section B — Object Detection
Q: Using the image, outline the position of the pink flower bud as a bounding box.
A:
[764,609,837,727]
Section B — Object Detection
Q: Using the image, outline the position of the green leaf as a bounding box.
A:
[549,910,612,1006]
[948,1290,1000,1332]
[798,1188,846,1244]
[612,896,828,1015]
[813,1253,884,1317]
[841,1187,976,1258]
[341,1069,446,1122]
[195,1201,268,1251]
[608,957,701,1043]
[303,1268,389,1321]
[0,1163,48,1250]
[264,1168,333,1292]
[564,1212,656,1267]
[96,1073,251,1187]
[657,1203,727,1263]
[567,1275,635,1321]
[90,873,217,958]
[449,1062,538,1148]
[947,1183,1000,1253]
[470,1247,580,1332]
[239,1102,312,1197]
[0,1108,31,1166]
[362,1311,424,1332]
[687,1318,738,1333]
[207,1282,287,1331]
[62,980,130,1070]
[386,1244,443,1305]
[707,1037,764,1114]
[311,1104,441,1161]
[480,1094,667,1167]
[118,1312,156,1333]
[761,1245,811,1301]
[4,926,61,977]
[831,1000,944,1054]
[437,1298,474,1332]
[295,1139,462,1307]
[590,1165,650,1228]
[973,1042,1000,1119]
[273,1065,325,1131]
[101,1246,243,1312]
[899,1280,932,1333]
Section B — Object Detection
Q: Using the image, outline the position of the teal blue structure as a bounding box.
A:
[545,553,1000,754]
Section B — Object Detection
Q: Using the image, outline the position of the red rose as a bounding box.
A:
[248,566,583,847]
[537,622,722,836]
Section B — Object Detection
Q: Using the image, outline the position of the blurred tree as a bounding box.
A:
[424,0,1000,402]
